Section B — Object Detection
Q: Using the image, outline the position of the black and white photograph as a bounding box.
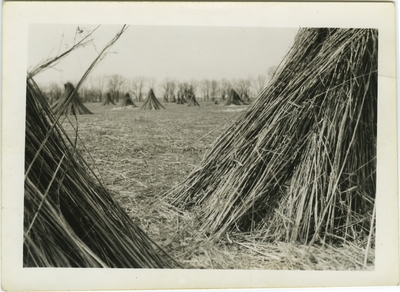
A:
[2,2,398,290]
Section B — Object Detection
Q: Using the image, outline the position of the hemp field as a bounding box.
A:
[62,101,374,270]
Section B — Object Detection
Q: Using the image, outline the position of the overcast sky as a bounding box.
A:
[28,24,298,87]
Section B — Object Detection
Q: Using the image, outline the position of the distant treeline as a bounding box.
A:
[40,67,277,104]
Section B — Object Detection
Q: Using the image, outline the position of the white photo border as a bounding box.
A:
[2,2,398,290]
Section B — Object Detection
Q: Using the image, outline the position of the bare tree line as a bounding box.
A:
[41,66,277,104]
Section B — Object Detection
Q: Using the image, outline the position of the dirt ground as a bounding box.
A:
[62,101,374,270]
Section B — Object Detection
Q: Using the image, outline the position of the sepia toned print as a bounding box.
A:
[2,2,397,290]
[25,25,376,270]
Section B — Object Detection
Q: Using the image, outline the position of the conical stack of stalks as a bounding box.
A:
[165,28,377,245]
[141,89,165,110]
[225,89,247,106]
[52,82,93,115]
[176,90,187,104]
[25,78,179,268]
[103,92,116,105]
[187,92,200,107]
[25,24,179,268]
[118,93,137,108]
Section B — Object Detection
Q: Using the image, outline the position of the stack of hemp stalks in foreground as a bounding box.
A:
[24,25,180,268]
[165,28,377,252]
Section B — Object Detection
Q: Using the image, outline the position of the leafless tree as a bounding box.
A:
[46,82,63,104]
[219,78,231,100]
[233,77,252,97]
[161,80,169,102]
[177,81,195,103]
[161,78,177,102]
[82,75,105,102]
[200,79,211,101]
[128,76,145,102]
[169,79,177,96]
[93,74,107,102]
[210,80,219,101]
[78,82,90,103]
[107,74,125,102]
[190,79,199,96]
